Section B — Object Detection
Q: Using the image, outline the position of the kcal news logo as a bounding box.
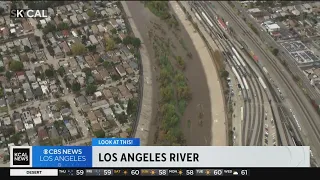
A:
[10,9,48,18]
[12,148,30,165]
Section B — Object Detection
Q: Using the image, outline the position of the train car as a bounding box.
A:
[201,11,213,27]
[240,106,244,121]
[258,77,267,89]
[242,77,249,90]
[195,12,202,21]
[232,66,244,90]
[232,55,241,66]
[262,67,269,74]
[231,47,246,67]
[217,18,227,31]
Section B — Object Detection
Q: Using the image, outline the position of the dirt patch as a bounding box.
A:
[126,1,212,145]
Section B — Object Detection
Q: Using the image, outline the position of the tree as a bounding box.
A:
[9,61,24,72]
[103,61,112,69]
[57,66,65,76]
[94,130,105,138]
[36,24,42,29]
[71,42,87,55]
[123,36,132,45]
[176,85,191,100]
[86,84,97,95]
[106,38,115,51]
[82,67,92,77]
[221,70,229,78]
[71,81,81,92]
[110,28,117,35]
[116,112,127,124]
[87,9,96,18]
[57,22,69,31]
[87,45,96,52]
[24,46,31,52]
[272,48,279,56]
[127,98,138,115]
[132,38,141,48]
[176,56,185,70]
[0,7,4,15]
[0,67,5,72]
[45,68,55,78]
[43,23,56,34]
[160,86,173,102]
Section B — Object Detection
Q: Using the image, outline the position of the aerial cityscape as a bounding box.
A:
[0,0,319,167]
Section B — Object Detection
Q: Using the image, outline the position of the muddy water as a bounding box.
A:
[126,1,212,145]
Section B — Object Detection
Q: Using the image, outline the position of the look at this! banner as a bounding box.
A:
[10,139,310,168]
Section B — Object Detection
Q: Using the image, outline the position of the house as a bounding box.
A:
[15,119,25,132]
[34,87,43,98]
[71,3,79,10]
[76,14,84,22]
[129,61,139,70]
[109,19,118,28]
[61,108,72,117]
[0,98,6,107]
[84,55,96,68]
[25,89,34,101]
[15,93,24,103]
[47,124,59,141]
[54,16,61,25]
[98,67,111,80]
[87,111,98,123]
[97,24,105,33]
[38,126,49,141]
[53,46,64,59]
[82,12,89,20]
[126,67,134,75]
[32,116,42,126]
[89,35,98,45]
[65,120,78,137]
[26,70,36,82]
[29,36,38,46]
[60,41,71,54]
[102,89,113,99]
[102,107,115,120]
[70,15,79,25]
[7,95,15,105]
[118,85,133,100]
[22,19,33,33]
[76,96,87,106]
[118,33,126,41]
[93,70,103,81]
[21,38,32,48]
[115,65,126,77]
[91,24,99,34]
[62,30,69,38]
[69,57,79,70]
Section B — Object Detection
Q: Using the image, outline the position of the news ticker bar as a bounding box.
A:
[11,145,310,167]
[10,168,248,176]
[8,168,320,177]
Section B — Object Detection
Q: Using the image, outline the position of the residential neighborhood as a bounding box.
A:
[0,1,141,164]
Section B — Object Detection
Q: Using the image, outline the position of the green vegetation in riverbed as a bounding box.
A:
[151,29,191,146]
[143,1,179,30]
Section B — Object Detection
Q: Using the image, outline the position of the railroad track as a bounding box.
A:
[193,2,265,146]
[200,2,266,146]
[218,2,320,152]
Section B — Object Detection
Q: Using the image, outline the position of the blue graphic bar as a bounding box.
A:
[32,146,92,167]
[91,138,140,146]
